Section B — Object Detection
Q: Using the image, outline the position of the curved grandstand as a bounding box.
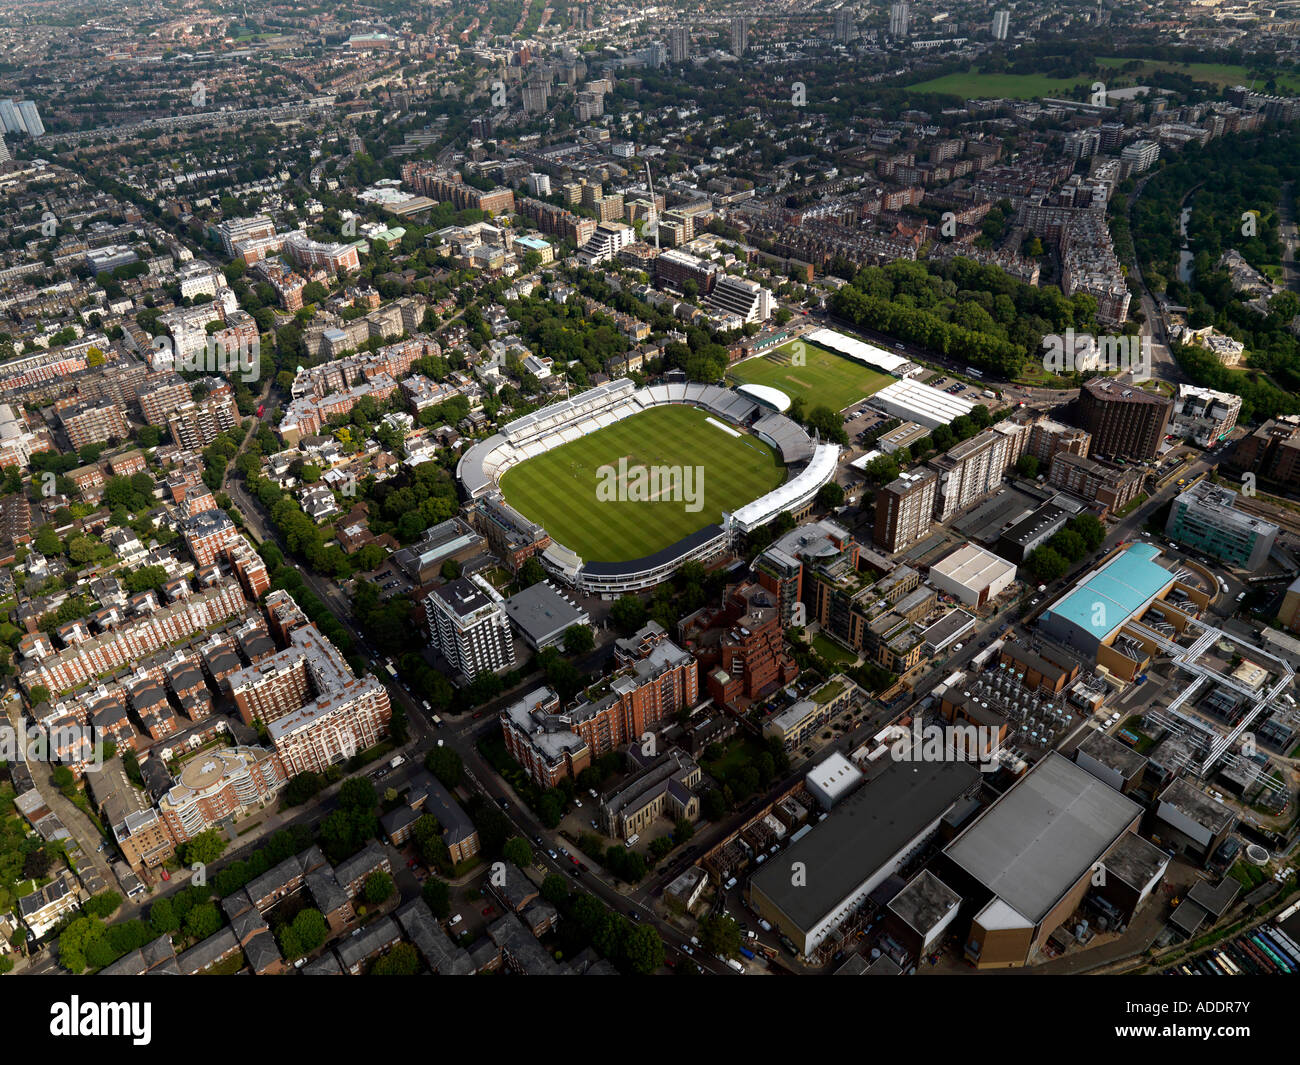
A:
[457,379,840,595]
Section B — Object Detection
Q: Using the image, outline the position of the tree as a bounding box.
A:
[517,556,546,588]
[82,891,122,919]
[371,942,420,974]
[338,777,377,813]
[622,923,665,975]
[817,482,845,509]
[179,828,227,867]
[609,595,647,635]
[1028,546,1069,583]
[425,746,463,789]
[422,877,451,918]
[541,873,569,905]
[33,524,61,556]
[149,898,179,935]
[22,848,51,879]
[278,926,303,960]
[699,914,742,958]
[1070,512,1106,552]
[362,870,395,905]
[538,791,564,829]
[28,684,50,706]
[502,837,534,867]
[183,902,222,941]
[562,624,595,656]
[67,535,100,564]
[1015,454,1040,478]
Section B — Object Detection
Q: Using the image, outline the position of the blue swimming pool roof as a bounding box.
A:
[1043,543,1175,642]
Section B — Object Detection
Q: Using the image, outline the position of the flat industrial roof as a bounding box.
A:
[943,752,1142,926]
[871,378,975,429]
[931,543,1016,590]
[503,581,588,643]
[1076,728,1148,780]
[1042,543,1175,643]
[750,759,979,934]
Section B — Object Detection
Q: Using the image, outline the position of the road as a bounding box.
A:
[1125,173,1190,389]
[1280,181,1299,294]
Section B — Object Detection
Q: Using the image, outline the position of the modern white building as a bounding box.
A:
[889,2,910,38]
[1171,384,1241,447]
[929,543,1017,607]
[426,576,517,679]
[706,274,773,323]
[17,100,43,138]
[1121,139,1161,174]
[0,99,43,137]
[805,752,864,810]
[991,9,1010,40]
[578,221,634,265]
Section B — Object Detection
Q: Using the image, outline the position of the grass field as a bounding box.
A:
[497,404,784,563]
[907,59,1300,99]
[727,341,894,412]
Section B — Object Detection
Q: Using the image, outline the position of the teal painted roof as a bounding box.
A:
[1043,543,1174,642]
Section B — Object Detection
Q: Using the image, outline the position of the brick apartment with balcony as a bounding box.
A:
[501,622,697,789]
[679,582,798,712]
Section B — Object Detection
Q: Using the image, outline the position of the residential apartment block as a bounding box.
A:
[1076,378,1172,462]
[501,622,697,788]
[426,577,516,680]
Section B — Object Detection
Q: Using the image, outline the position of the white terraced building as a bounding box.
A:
[706,274,774,323]
[426,576,516,679]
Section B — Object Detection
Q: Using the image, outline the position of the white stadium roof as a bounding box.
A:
[729,443,841,533]
[871,379,976,429]
[736,382,792,412]
[805,328,919,376]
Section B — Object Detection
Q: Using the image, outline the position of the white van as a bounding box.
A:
[625,834,639,848]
